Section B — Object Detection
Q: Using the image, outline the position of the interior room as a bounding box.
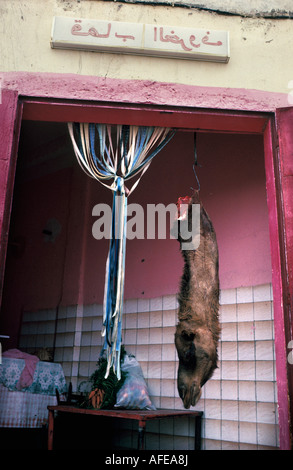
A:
[0,119,278,449]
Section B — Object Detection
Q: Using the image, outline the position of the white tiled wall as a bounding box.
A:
[19,283,279,450]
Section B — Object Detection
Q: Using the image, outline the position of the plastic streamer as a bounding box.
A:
[68,123,175,379]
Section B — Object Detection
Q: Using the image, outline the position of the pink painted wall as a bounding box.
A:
[1,72,289,113]
[121,130,272,298]
[0,124,271,346]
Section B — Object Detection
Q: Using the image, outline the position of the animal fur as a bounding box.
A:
[174,191,220,408]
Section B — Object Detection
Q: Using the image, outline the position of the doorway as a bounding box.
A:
[0,93,291,448]
[0,115,279,449]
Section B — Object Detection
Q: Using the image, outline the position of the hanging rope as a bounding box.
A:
[68,123,175,379]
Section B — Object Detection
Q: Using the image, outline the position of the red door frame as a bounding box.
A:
[0,90,23,305]
[0,91,291,449]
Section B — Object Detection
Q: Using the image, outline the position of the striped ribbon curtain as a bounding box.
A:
[68,123,175,379]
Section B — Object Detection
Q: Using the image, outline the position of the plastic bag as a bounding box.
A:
[114,354,156,410]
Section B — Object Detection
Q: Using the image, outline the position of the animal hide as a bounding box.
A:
[174,191,220,408]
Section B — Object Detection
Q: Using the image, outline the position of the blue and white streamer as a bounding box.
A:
[68,123,175,379]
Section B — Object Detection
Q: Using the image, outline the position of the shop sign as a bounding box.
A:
[51,16,230,63]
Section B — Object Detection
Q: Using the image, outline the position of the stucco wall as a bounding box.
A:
[0,0,292,94]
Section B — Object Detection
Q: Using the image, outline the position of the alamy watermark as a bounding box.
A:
[92,200,200,250]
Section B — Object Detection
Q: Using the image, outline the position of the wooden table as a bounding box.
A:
[47,405,203,450]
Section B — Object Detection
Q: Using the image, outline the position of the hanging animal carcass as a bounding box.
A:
[174,191,220,408]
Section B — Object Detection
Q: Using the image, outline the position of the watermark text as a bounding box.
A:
[92,200,200,250]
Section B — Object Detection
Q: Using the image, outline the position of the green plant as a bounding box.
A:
[79,346,128,409]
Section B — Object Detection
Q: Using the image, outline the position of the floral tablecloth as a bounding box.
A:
[0,358,67,395]
[0,384,59,428]
[0,358,67,428]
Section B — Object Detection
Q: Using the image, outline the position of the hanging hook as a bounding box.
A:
[194,132,198,167]
[190,132,200,192]
[192,164,200,192]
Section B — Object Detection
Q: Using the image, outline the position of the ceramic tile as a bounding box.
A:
[239,402,256,422]
[204,399,222,420]
[236,286,253,304]
[124,298,138,314]
[137,311,150,328]
[237,302,254,322]
[80,346,90,361]
[253,284,272,303]
[205,419,221,440]
[238,361,256,381]
[149,327,162,344]
[237,322,255,341]
[124,328,137,345]
[256,381,276,403]
[221,323,237,341]
[81,331,91,347]
[162,326,175,343]
[221,380,238,400]
[221,342,238,361]
[161,379,176,397]
[147,361,162,379]
[91,317,102,331]
[125,312,137,329]
[255,340,274,361]
[221,361,238,380]
[63,348,73,362]
[238,341,255,361]
[163,295,177,311]
[138,298,150,313]
[222,420,239,442]
[256,402,278,424]
[135,344,149,361]
[74,330,82,347]
[149,344,162,361]
[147,378,161,396]
[220,304,237,323]
[90,346,99,362]
[204,439,222,450]
[71,362,79,377]
[220,288,237,305]
[222,400,239,421]
[79,361,90,377]
[161,361,176,379]
[162,343,176,361]
[150,297,163,311]
[66,317,76,333]
[84,304,97,317]
[254,301,273,321]
[137,328,150,344]
[82,317,92,331]
[257,423,278,447]
[238,377,256,401]
[162,309,176,327]
[255,361,274,381]
[149,310,162,327]
[75,317,83,332]
[254,321,274,340]
[72,346,80,362]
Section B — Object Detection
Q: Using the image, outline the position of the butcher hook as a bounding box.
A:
[191,133,200,192]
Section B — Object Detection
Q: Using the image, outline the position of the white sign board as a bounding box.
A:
[51,16,230,63]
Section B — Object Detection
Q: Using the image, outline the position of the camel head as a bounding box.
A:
[175,324,218,408]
